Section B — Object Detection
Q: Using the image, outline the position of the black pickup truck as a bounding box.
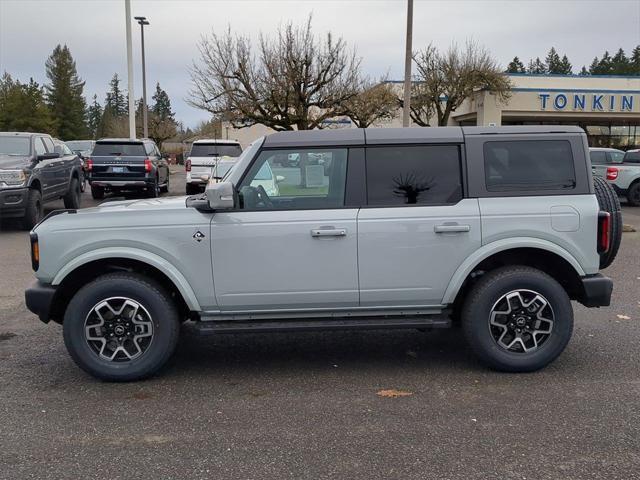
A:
[0,131,83,229]
[87,138,170,199]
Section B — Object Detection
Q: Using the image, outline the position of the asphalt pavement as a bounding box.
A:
[0,171,639,479]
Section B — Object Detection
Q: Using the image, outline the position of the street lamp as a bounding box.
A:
[402,0,413,127]
[134,16,150,138]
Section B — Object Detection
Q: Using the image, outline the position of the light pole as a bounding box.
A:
[134,16,150,139]
[402,0,413,127]
[125,0,135,138]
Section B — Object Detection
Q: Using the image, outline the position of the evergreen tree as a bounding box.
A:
[545,47,563,73]
[506,56,525,73]
[0,72,15,129]
[86,94,103,139]
[559,55,573,74]
[0,78,55,133]
[588,56,600,74]
[151,83,174,120]
[596,51,613,74]
[611,48,629,74]
[631,45,640,74]
[104,73,127,117]
[527,57,547,74]
[579,66,589,76]
[45,44,88,140]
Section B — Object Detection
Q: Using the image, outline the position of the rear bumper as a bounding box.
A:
[579,273,613,307]
[89,177,154,189]
[0,187,29,217]
[25,280,57,324]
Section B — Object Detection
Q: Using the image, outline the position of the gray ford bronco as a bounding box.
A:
[25,126,621,381]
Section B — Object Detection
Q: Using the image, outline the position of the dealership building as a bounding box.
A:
[223,73,640,149]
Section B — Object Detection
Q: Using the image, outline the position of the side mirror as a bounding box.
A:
[205,181,235,210]
[37,153,60,161]
[275,175,285,183]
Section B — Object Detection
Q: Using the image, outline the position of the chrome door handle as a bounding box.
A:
[434,224,470,233]
[311,228,347,237]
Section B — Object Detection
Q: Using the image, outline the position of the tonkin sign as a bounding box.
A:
[538,92,636,112]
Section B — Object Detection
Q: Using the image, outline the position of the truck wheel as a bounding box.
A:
[593,176,622,269]
[91,185,104,200]
[22,189,43,230]
[627,181,640,207]
[146,178,159,198]
[63,273,180,381]
[186,183,199,195]
[63,177,81,209]
[160,174,170,193]
[461,266,573,373]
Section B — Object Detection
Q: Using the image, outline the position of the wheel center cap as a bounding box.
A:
[515,316,527,327]
[114,325,126,336]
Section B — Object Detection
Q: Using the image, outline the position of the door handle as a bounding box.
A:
[311,227,347,237]
[434,224,470,233]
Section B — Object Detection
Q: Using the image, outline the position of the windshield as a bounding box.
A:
[93,142,146,156]
[66,140,93,152]
[0,136,30,156]
[190,143,242,157]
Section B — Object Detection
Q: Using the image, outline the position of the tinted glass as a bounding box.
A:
[623,151,640,163]
[42,137,55,153]
[366,146,462,206]
[66,141,93,151]
[0,136,30,155]
[589,151,607,165]
[609,151,624,163]
[34,138,46,156]
[93,142,146,156]
[238,148,348,210]
[484,140,576,192]
[190,144,242,157]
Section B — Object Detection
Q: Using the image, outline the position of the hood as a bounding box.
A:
[0,155,30,170]
[77,195,190,215]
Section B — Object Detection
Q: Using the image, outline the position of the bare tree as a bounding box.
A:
[411,41,511,126]
[189,16,361,131]
[342,78,398,128]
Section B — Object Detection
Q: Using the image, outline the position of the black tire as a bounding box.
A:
[146,178,159,198]
[63,177,81,209]
[627,181,640,207]
[160,172,170,193]
[186,183,200,195]
[461,266,573,373]
[63,272,180,381]
[22,188,43,230]
[593,176,622,269]
[91,185,104,200]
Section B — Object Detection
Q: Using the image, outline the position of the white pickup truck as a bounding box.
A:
[185,139,242,195]
[590,147,640,206]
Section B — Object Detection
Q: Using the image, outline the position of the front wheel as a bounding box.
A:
[63,273,180,381]
[63,177,82,209]
[627,182,640,207]
[461,266,573,372]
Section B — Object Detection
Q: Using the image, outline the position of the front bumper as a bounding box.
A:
[0,187,29,217]
[25,280,57,323]
[579,273,613,307]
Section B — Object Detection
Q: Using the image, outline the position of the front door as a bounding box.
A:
[357,144,481,306]
[210,147,359,311]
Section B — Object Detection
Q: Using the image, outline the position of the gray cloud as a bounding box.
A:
[1,0,639,128]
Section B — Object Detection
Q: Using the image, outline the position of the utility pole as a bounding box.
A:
[135,16,150,138]
[125,0,135,138]
[402,0,413,127]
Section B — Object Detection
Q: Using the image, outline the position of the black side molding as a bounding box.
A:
[24,280,57,323]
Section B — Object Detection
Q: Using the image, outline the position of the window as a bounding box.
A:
[190,143,242,158]
[237,148,348,210]
[93,142,146,156]
[484,140,576,192]
[42,137,55,153]
[34,138,47,156]
[366,146,462,206]
[609,151,625,164]
[590,150,607,165]
[0,136,30,155]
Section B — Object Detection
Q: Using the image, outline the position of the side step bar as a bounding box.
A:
[191,316,451,335]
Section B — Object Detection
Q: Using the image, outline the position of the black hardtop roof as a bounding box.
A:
[263,125,585,148]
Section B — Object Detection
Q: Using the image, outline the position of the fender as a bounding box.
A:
[441,237,586,304]
[51,247,201,311]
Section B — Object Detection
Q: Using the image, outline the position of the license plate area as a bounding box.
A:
[111,166,126,173]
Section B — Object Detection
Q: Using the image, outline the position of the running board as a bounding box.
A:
[191,316,451,335]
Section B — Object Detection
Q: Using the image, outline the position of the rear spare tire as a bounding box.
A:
[593,176,622,269]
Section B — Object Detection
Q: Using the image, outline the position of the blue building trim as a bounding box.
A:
[513,87,640,94]
[505,72,640,79]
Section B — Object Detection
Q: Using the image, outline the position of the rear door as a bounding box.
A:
[357,144,481,306]
[210,146,360,311]
[91,141,147,179]
[34,136,59,200]
[190,143,242,181]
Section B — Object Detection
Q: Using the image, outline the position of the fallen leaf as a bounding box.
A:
[622,224,636,232]
[616,314,631,320]
[377,389,413,398]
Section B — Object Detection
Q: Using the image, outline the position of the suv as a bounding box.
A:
[592,148,640,206]
[87,138,169,199]
[25,126,620,381]
[185,139,242,195]
[0,132,83,229]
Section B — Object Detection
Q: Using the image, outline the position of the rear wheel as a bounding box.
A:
[160,172,170,193]
[22,189,43,230]
[63,273,180,381]
[91,185,104,200]
[461,266,573,372]
[146,178,159,198]
[593,176,622,268]
[63,177,81,209]
[627,181,640,207]
[186,183,200,195]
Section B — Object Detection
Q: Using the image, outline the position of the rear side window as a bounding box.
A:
[366,146,462,206]
[93,142,146,156]
[590,151,607,165]
[190,143,242,157]
[484,140,576,192]
[623,151,640,163]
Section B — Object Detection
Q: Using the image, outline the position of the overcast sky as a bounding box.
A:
[1,0,639,128]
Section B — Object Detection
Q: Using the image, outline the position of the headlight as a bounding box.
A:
[0,170,27,187]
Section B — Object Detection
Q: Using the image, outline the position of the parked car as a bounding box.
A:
[0,132,83,229]
[25,126,621,381]
[87,138,169,199]
[185,139,242,195]
[66,140,95,192]
[53,140,86,192]
[590,147,640,206]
